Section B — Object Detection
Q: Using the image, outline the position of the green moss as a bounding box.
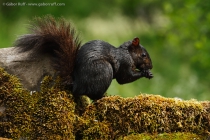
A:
[81,95,210,139]
[30,76,76,139]
[0,68,32,139]
[0,69,78,139]
[121,132,207,140]
[76,118,112,140]
[0,67,209,140]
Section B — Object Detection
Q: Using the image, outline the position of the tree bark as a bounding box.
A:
[0,47,54,91]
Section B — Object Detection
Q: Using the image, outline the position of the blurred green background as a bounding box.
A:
[0,0,209,100]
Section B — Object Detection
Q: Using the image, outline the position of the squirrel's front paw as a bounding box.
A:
[142,70,153,79]
[147,70,153,79]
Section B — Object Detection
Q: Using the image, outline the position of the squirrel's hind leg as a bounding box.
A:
[73,61,113,100]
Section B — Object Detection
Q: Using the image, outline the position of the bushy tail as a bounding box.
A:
[15,15,81,85]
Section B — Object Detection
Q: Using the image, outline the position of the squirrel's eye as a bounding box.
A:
[142,53,146,57]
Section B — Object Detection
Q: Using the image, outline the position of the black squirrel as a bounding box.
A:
[15,15,153,100]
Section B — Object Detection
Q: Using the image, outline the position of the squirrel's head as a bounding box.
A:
[128,37,153,71]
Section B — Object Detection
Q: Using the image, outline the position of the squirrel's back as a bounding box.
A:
[73,40,121,100]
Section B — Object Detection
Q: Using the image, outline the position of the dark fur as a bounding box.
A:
[15,16,153,100]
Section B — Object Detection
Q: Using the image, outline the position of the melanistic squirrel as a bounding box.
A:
[15,16,153,100]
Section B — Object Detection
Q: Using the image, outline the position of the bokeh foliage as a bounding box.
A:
[0,0,209,100]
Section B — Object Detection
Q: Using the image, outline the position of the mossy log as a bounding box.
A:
[0,67,209,140]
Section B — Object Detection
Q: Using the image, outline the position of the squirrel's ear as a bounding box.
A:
[132,37,140,46]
